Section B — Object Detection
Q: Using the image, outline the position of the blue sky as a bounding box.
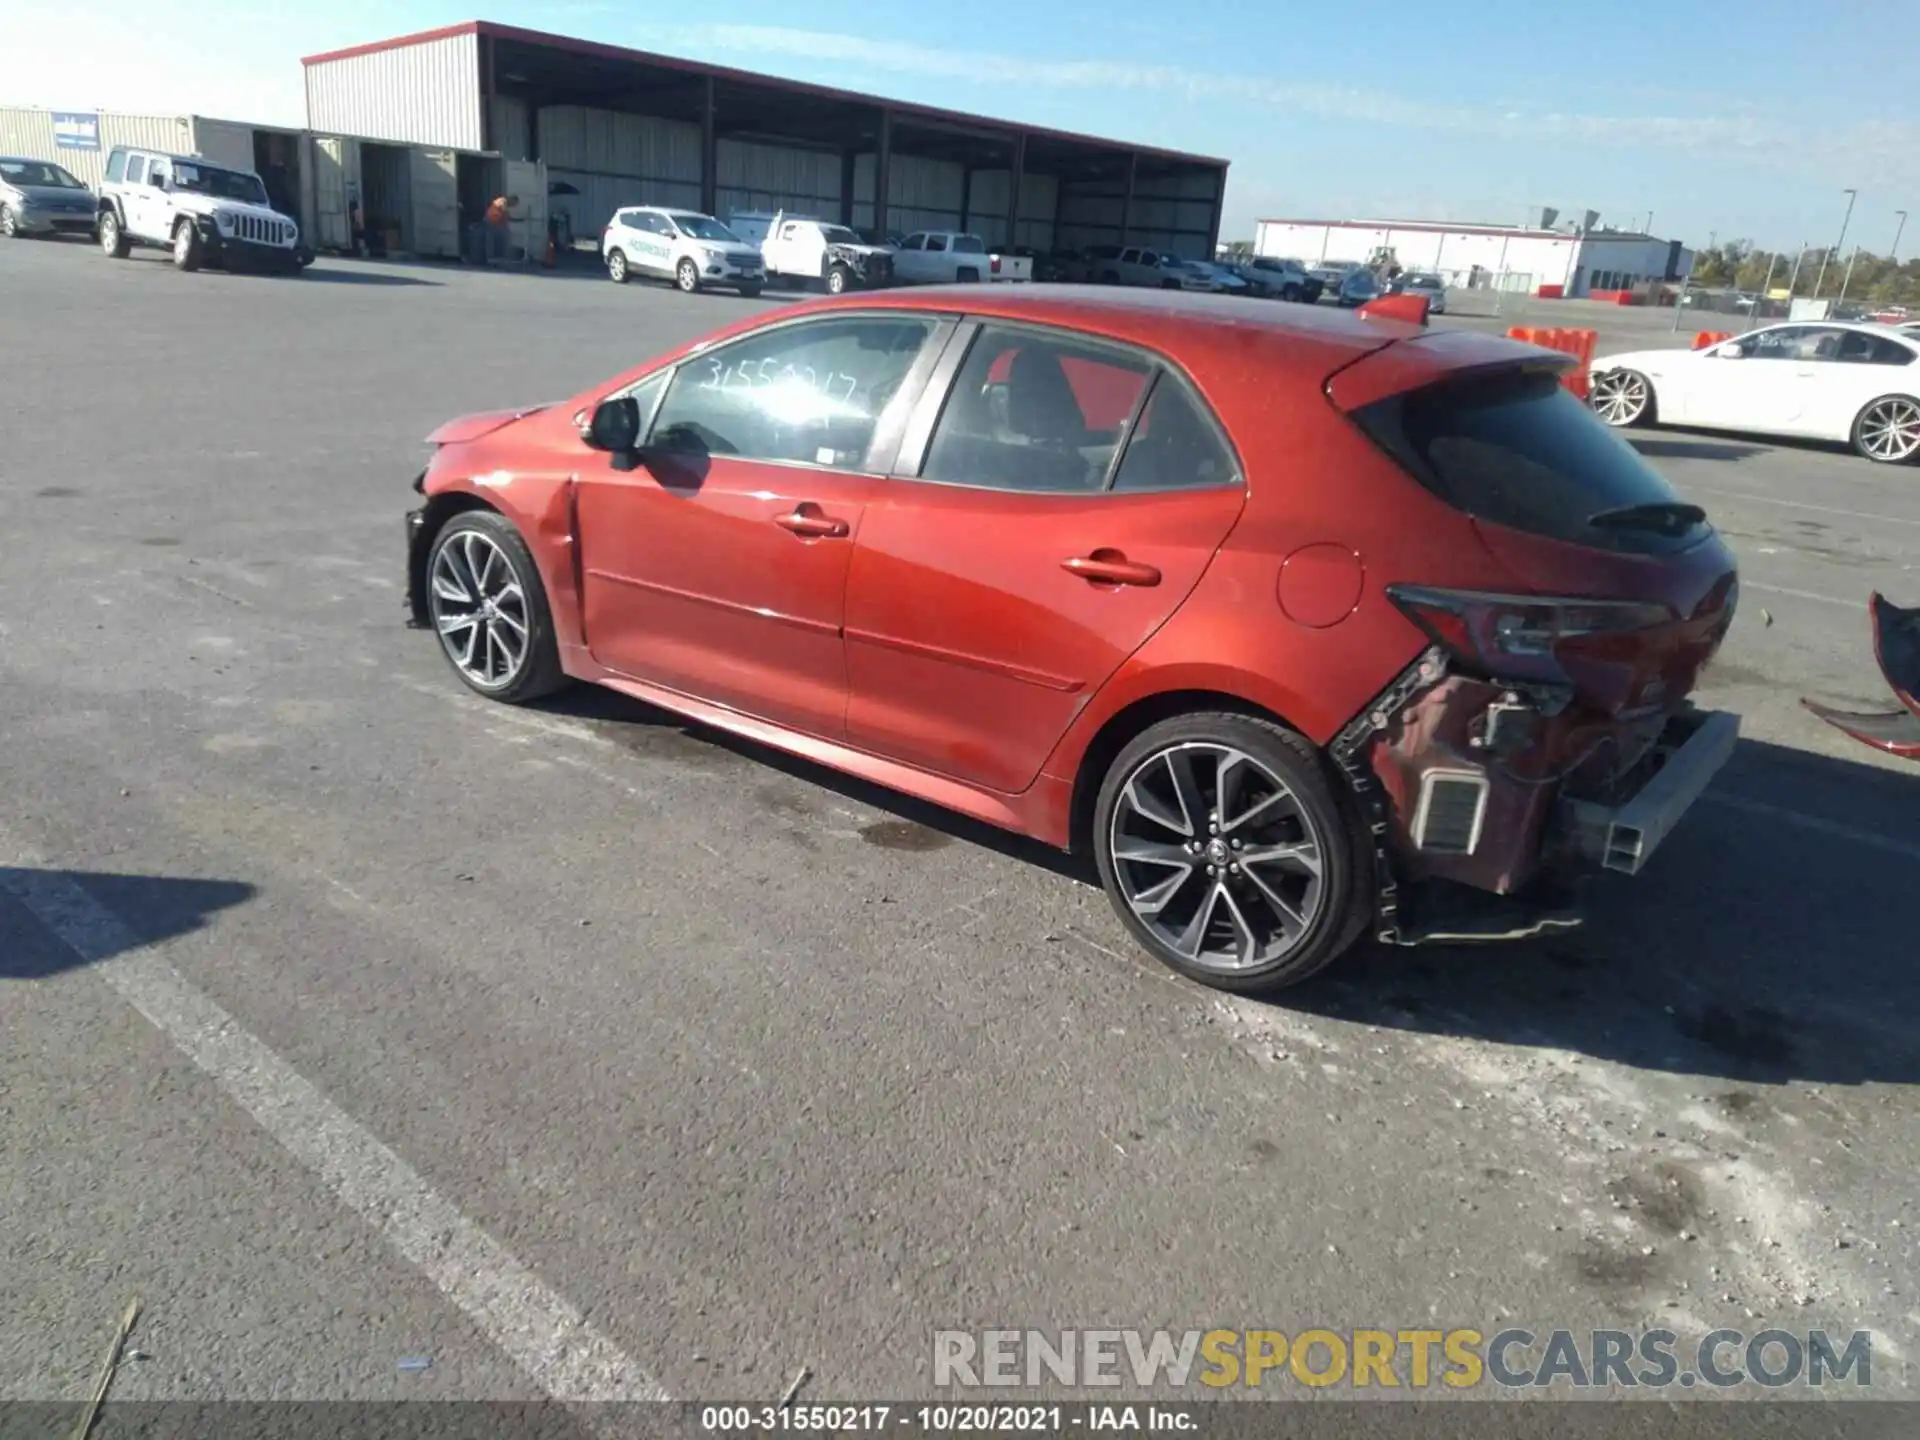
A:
[15,0,1918,252]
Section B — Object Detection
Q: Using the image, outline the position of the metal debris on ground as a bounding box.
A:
[778,1366,810,1409]
[69,1296,141,1440]
[397,1356,434,1372]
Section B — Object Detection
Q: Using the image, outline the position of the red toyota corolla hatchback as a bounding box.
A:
[406,287,1739,994]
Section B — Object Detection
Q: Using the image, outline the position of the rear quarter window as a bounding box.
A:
[1350,367,1712,556]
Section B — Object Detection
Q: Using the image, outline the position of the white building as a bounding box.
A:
[1252,216,1691,298]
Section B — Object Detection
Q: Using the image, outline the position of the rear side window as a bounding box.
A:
[1112,377,1239,492]
[1351,368,1711,556]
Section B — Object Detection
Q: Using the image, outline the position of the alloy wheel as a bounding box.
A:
[608,250,627,282]
[174,224,192,263]
[676,259,698,292]
[1590,370,1649,426]
[1108,742,1326,973]
[429,530,531,689]
[99,215,117,253]
[0,206,16,238]
[1858,398,1920,463]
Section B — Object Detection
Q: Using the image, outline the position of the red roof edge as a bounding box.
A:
[301,21,481,67]
[304,18,1229,170]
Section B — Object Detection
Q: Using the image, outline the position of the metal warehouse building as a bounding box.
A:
[1255,215,1692,300]
[302,20,1229,263]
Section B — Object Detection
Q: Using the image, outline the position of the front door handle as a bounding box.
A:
[1063,553,1161,587]
[776,504,849,539]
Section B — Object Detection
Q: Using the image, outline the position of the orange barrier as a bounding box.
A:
[1692,330,1732,349]
[1507,326,1598,399]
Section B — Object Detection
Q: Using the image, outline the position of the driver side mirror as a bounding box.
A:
[583,396,645,469]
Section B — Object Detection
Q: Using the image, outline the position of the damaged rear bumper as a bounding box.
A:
[1332,650,1738,946]
[1802,591,1920,759]
[1560,709,1739,874]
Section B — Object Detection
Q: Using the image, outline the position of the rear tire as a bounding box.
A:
[171,217,202,272]
[606,248,629,284]
[1092,712,1369,995]
[1852,395,1920,465]
[99,209,129,258]
[675,257,700,293]
[957,266,980,283]
[1281,284,1303,302]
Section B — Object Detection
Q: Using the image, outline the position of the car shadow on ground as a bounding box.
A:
[0,870,256,979]
[1629,436,1769,462]
[530,685,1094,884]
[1284,735,1920,1088]
[296,267,440,287]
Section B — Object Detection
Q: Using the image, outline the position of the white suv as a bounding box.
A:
[602,207,765,296]
[97,146,303,273]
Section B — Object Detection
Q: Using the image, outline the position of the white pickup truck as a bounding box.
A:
[891,230,1032,284]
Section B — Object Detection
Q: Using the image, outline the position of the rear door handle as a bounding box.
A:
[776,504,849,539]
[1063,554,1161,587]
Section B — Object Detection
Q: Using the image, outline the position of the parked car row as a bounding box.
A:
[601,206,1039,296]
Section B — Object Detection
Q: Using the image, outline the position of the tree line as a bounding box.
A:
[1689,240,1920,305]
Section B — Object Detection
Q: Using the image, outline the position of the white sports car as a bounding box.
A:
[1588,321,1920,465]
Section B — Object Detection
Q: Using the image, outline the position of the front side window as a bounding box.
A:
[902,234,925,250]
[125,155,148,185]
[1734,326,1808,360]
[818,224,861,245]
[920,325,1154,493]
[105,150,128,184]
[646,316,938,471]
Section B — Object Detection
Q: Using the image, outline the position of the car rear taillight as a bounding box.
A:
[991,255,1002,274]
[1387,585,1673,685]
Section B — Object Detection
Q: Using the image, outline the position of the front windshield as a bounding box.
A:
[0,159,84,189]
[171,162,267,206]
[673,214,740,243]
[819,225,861,245]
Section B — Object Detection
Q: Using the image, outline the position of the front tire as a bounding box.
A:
[1093,712,1367,994]
[0,205,18,239]
[424,512,568,704]
[675,257,700,293]
[737,282,763,298]
[99,210,129,258]
[1590,368,1655,427]
[606,248,629,283]
[171,217,202,271]
[824,264,850,295]
[1853,395,1920,465]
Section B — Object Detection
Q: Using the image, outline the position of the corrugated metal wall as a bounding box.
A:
[0,107,198,189]
[849,152,966,236]
[489,96,532,162]
[189,118,256,172]
[716,140,842,224]
[535,105,703,232]
[962,169,1059,249]
[305,32,482,151]
[1056,169,1220,259]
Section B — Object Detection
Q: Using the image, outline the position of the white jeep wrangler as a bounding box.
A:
[98,146,306,273]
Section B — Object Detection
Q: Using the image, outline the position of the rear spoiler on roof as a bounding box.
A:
[1322,328,1574,412]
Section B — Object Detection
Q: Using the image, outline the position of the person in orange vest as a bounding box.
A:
[483,193,518,265]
